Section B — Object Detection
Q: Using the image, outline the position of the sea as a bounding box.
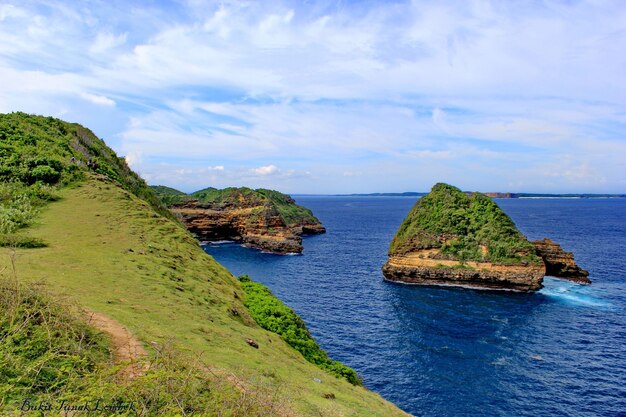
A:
[202,196,626,417]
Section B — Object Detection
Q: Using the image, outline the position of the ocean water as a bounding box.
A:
[203,197,626,416]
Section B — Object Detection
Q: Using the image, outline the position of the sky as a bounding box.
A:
[0,0,625,194]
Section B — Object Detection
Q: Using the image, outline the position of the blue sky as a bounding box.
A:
[1,0,625,193]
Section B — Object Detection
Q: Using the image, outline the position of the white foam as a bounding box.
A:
[539,278,611,308]
[382,277,525,292]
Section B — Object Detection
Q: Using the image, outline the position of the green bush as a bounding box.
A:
[239,275,361,385]
[0,193,37,234]
[28,165,60,184]
[0,234,46,248]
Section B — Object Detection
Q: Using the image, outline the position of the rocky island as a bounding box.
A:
[382,183,590,291]
[152,186,325,254]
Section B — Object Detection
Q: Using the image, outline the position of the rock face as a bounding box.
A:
[532,238,591,283]
[152,186,325,254]
[383,183,546,292]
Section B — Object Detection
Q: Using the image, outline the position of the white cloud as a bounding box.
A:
[0,1,625,192]
[80,92,116,107]
[0,4,25,21]
[253,165,280,176]
[90,32,127,55]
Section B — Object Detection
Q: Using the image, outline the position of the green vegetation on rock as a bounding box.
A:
[256,188,318,226]
[389,183,541,265]
[238,275,361,386]
[191,186,267,207]
[153,184,321,227]
[150,185,192,206]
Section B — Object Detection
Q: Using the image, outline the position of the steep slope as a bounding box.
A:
[153,186,326,254]
[0,113,408,416]
[383,183,545,291]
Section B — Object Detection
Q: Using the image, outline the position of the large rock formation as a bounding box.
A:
[383,183,591,291]
[532,238,591,283]
[152,186,325,254]
[383,183,547,291]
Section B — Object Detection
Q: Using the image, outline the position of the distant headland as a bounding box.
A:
[151,186,325,254]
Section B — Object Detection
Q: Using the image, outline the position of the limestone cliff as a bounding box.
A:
[383,183,546,291]
[532,238,591,283]
[152,186,325,254]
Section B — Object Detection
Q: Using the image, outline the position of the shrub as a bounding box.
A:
[239,275,361,385]
[28,165,60,185]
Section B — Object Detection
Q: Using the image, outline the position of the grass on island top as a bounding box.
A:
[153,185,321,226]
[0,178,408,417]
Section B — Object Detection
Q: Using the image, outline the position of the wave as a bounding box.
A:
[539,278,611,308]
[205,240,236,245]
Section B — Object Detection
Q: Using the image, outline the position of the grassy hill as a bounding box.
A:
[149,185,193,206]
[0,113,408,416]
[389,183,540,265]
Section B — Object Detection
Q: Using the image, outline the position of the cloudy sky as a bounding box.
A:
[1,0,625,193]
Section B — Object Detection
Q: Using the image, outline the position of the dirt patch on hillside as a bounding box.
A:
[86,310,147,379]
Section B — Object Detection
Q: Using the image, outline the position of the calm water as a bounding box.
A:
[203,197,626,416]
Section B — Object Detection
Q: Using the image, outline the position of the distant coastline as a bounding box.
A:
[294,192,626,198]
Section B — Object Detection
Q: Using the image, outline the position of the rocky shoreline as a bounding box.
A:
[532,238,590,284]
[383,250,545,292]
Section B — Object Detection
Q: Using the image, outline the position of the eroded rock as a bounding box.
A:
[532,238,590,283]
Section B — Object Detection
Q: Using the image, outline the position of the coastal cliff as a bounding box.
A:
[152,186,325,254]
[532,238,591,283]
[383,183,546,291]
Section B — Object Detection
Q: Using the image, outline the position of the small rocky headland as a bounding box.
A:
[151,185,325,254]
[382,183,590,291]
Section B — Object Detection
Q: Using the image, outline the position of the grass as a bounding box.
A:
[0,178,408,416]
[390,183,541,266]
[0,274,110,407]
[0,273,294,416]
[238,275,361,386]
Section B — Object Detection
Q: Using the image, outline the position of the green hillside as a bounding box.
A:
[389,183,540,265]
[0,113,408,416]
[150,185,193,206]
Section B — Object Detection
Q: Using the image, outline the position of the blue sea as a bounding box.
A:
[203,197,626,416]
